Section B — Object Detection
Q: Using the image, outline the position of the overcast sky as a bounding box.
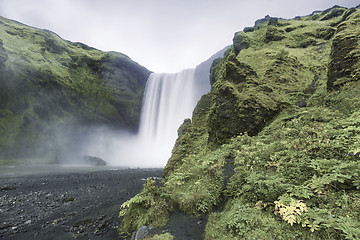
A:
[0,0,358,73]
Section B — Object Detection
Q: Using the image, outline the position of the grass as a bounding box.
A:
[0,16,150,162]
[119,6,360,239]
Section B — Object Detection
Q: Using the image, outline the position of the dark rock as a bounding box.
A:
[285,27,296,32]
[233,32,250,54]
[243,26,255,33]
[320,6,345,21]
[60,196,75,203]
[208,83,278,144]
[132,226,150,240]
[177,118,192,136]
[0,222,11,230]
[254,15,272,27]
[83,156,107,166]
[265,26,285,42]
[224,53,257,83]
[268,18,279,26]
[296,99,307,108]
[327,10,360,90]
[74,217,95,227]
[1,185,17,191]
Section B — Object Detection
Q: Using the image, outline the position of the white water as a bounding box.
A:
[139,69,196,141]
[78,69,203,168]
[79,47,228,167]
[136,69,199,166]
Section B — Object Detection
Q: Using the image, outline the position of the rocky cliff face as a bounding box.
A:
[0,16,151,162]
[120,5,360,239]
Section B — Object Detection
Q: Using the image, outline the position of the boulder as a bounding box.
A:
[83,156,107,166]
[265,26,285,43]
[131,226,150,240]
[233,32,250,54]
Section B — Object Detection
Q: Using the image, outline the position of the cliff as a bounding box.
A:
[0,16,151,163]
[120,5,360,239]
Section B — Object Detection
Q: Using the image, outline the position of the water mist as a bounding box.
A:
[81,47,228,167]
[80,69,203,167]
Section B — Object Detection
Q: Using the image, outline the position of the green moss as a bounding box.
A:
[0,16,150,162]
[121,6,360,239]
[327,10,360,90]
[144,233,174,240]
[205,199,333,240]
[119,178,173,235]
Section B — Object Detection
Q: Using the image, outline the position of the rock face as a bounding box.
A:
[0,16,151,162]
[327,9,360,90]
[83,156,107,166]
[120,6,360,240]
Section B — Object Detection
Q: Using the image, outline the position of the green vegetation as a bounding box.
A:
[0,16,150,163]
[144,233,174,240]
[119,178,173,235]
[119,6,360,239]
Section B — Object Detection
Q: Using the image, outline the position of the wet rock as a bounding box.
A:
[61,196,75,203]
[132,226,150,240]
[1,185,17,191]
[24,220,32,225]
[0,222,11,230]
[74,217,95,227]
[83,156,107,166]
[0,167,163,240]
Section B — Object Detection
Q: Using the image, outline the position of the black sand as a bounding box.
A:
[0,166,163,240]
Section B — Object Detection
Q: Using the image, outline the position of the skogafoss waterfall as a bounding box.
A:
[80,46,228,167]
[139,69,196,141]
[137,69,200,166]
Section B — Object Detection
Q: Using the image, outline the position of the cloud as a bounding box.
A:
[0,0,359,72]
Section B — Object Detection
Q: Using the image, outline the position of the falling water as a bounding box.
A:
[137,69,199,166]
[80,46,228,167]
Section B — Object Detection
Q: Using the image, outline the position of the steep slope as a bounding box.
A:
[0,16,151,163]
[120,5,360,240]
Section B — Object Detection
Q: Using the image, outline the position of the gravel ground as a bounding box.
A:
[0,166,163,240]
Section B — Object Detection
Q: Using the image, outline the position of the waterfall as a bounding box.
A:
[137,69,199,166]
[80,47,228,167]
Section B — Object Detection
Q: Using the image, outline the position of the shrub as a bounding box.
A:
[119,178,172,235]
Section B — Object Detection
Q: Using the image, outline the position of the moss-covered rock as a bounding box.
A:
[327,9,360,90]
[233,32,250,54]
[120,5,360,240]
[0,16,151,162]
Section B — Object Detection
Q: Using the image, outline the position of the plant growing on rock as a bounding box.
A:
[119,178,172,236]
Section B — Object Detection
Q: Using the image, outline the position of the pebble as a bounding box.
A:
[0,168,164,239]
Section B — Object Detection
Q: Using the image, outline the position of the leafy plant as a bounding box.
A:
[274,197,308,226]
[119,178,172,235]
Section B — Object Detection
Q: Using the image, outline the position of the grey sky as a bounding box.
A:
[0,0,358,72]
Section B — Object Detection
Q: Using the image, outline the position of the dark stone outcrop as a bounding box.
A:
[83,156,107,166]
[327,10,360,90]
[208,82,278,145]
[233,32,250,54]
[265,26,285,42]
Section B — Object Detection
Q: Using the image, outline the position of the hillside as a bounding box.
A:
[120,5,360,240]
[0,16,151,163]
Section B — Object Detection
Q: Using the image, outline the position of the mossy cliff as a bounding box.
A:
[0,16,150,162]
[120,5,360,239]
